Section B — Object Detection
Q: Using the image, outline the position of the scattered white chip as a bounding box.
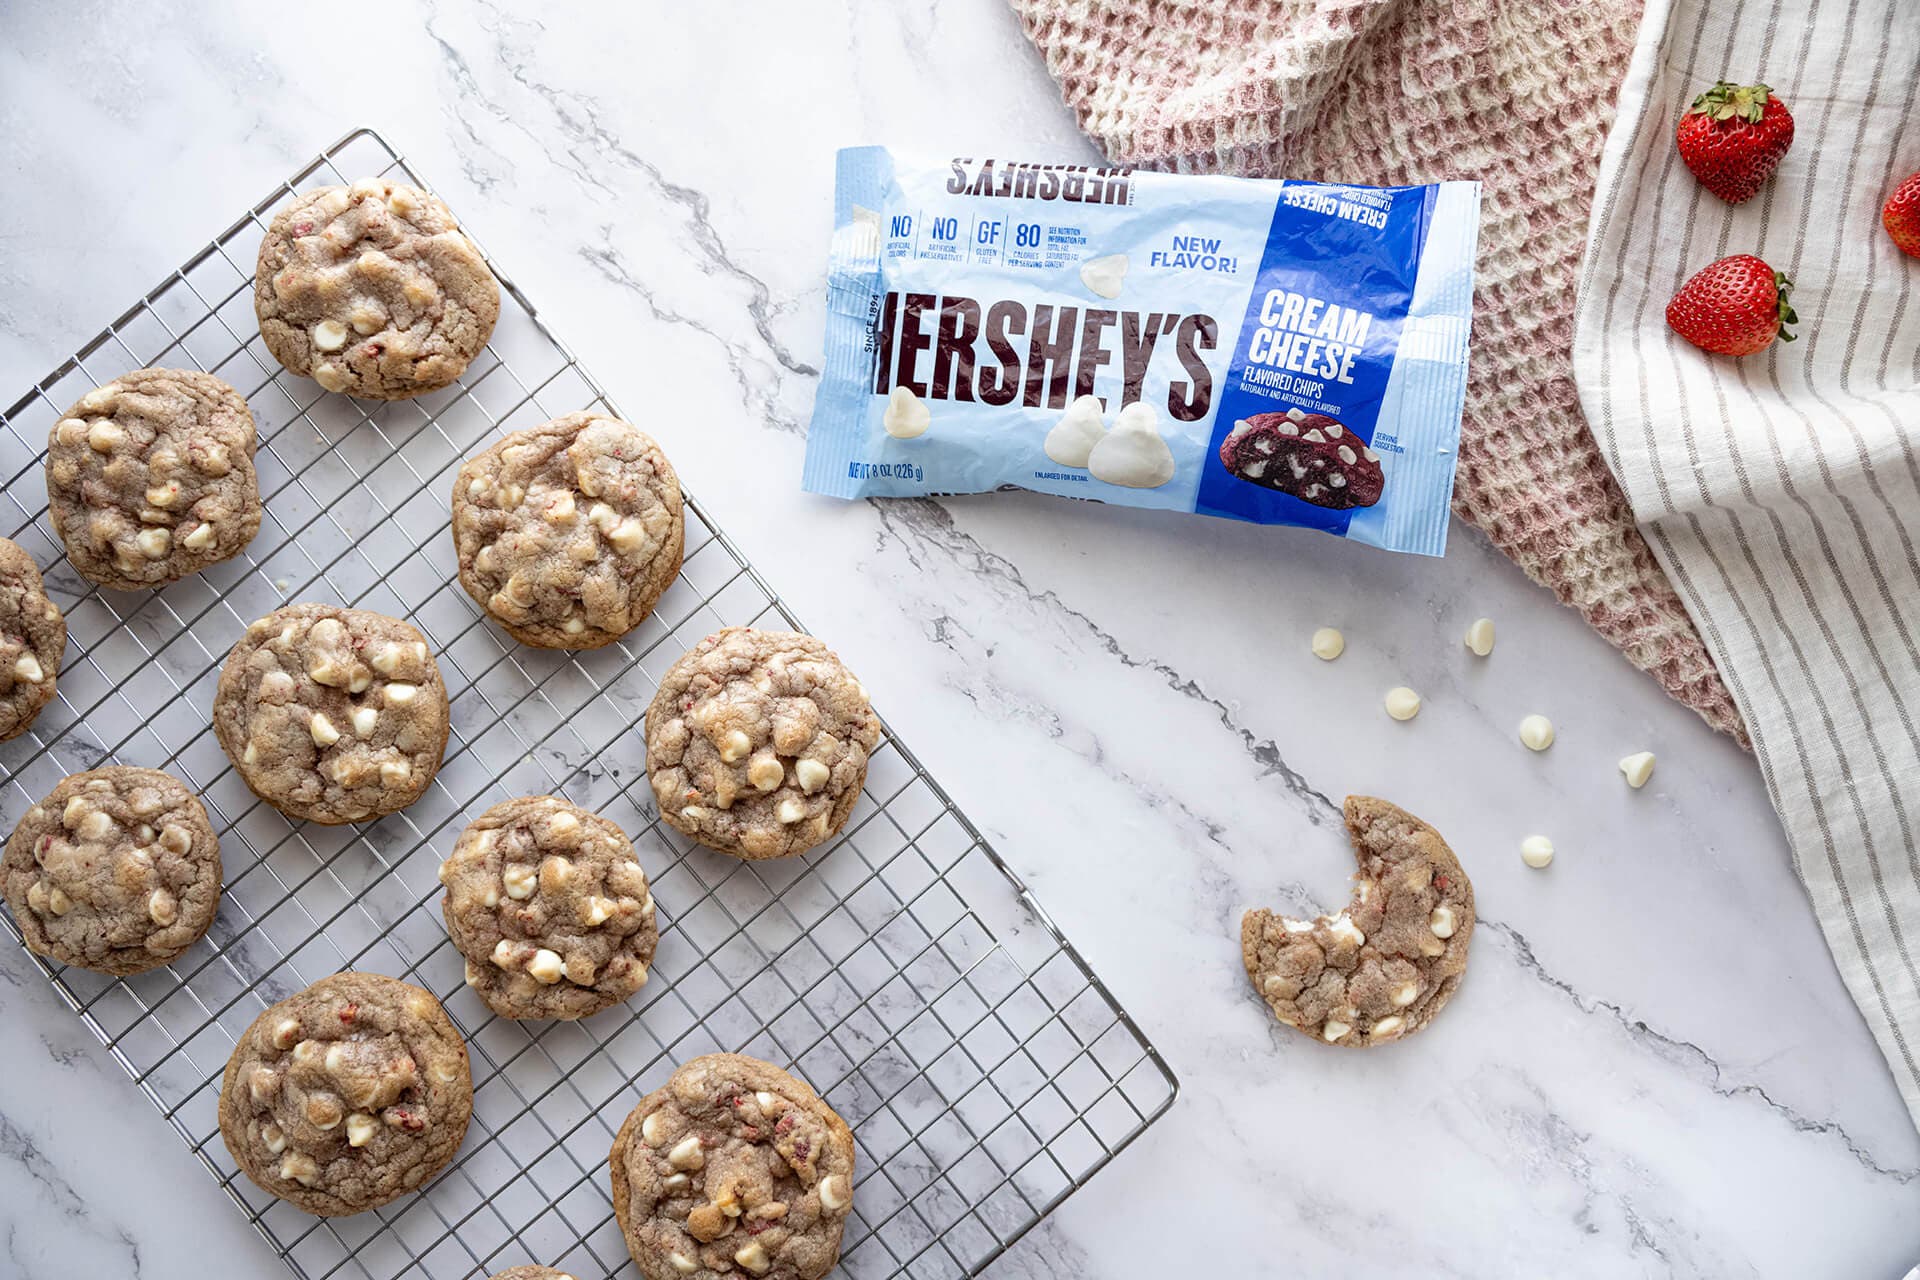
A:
[1384,686,1422,721]
[1520,835,1555,869]
[1464,617,1495,657]
[1079,252,1129,299]
[1518,714,1555,751]
[1042,394,1107,467]
[1087,402,1175,488]
[882,386,931,439]
[1619,751,1656,789]
[1311,627,1345,661]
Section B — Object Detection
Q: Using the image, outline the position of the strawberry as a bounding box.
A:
[1676,81,1794,204]
[1883,172,1920,259]
[1665,255,1797,356]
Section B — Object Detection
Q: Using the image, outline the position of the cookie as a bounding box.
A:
[645,628,881,861]
[218,972,473,1216]
[213,604,450,825]
[0,537,64,742]
[1218,409,1384,509]
[45,369,261,590]
[255,178,500,400]
[2,767,220,975]
[1242,796,1474,1047]
[452,412,684,649]
[488,1269,578,1280]
[439,796,659,1020]
[610,1053,856,1280]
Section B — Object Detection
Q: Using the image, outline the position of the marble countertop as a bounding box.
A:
[2,2,1918,1277]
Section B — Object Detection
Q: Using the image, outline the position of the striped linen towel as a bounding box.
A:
[1574,0,1920,1125]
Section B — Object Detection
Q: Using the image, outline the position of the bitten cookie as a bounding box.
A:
[2,767,220,975]
[610,1053,856,1280]
[452,412,684,649]
[218,972,472,1216]
[439,796,659,1020]
[213,604,450,824]
[1218,409,1384,509]
[255,179,500,400]
[45,369,261,590]
[0,537,64,742]
[1242,796,1474,1047]
[645,628,880,861]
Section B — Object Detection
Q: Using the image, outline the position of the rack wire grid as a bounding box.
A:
[0,128,1176,1280]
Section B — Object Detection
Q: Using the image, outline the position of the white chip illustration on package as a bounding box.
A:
[805,148,1481,556]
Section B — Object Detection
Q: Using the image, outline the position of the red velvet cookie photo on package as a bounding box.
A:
[1217,409,1385,510]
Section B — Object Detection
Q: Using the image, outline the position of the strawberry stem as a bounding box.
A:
[1690,81,1772,124]
[1775,271,1798,343]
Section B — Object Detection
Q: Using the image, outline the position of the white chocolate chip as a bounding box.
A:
[819,1174,852,1211]
[1079,252,1129,299]
[734,1242,772,1276]
[526,948,564,984]
[1322,1020,1352,1043]
[291,1039,322,1066]
[1328,915,1365,947]
[46,886,70,916]
[668,1255,699,1277]
[503,863,537,899]
[313,362,351,393]
[882,385,932,439]
[351,707,379,737]
[242,741,259,765]
[159,823,192,854]
[662,1173,691,1194]
[1393,982,1420,1007]
[346,1113,378,1148]
[1087,401,1176,489]
[260,1123,287,1155]
[87,421,125,453]
[144,482,180,509]
[755,1091,779,1112]
[311,320,349,352]
[148,888,178,925]
[77,811,113,840]
[548,810,580,840]
[26,881,48,914]
[1521,835,1555,869]
[747,754,784,792]
[1518,714,1555,751]
[384,683,417,705]
[668,1135,705,1170]
[1370,1016,1404,1038]
[271,1018,301,1049]
[135,527,171,559]
[248,1066,278,1104]
[12,653,44,683]
[641,1109,671,1146]
[180,522,215,550]
[581,896,615,927]
[60,797,87,828]
[1384,686,1422,721]
[279,1153,320,1187]
[605,517,648,554]
[794,758,831,794]
[1429,904,1457,938]
[309,712,341,747]
[1619,751,1656,789]
[776,797,807,824]
[719,729,752,763]
[491,939,522,969]
[1464,617,1496,656]
[1310,627,1345,661]
[1043,394,1108,467]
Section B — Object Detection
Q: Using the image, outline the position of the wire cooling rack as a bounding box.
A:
[0,128,1175,1280]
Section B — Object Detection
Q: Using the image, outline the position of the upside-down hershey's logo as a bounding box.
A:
[872,292,1218,421]
[946,159,1134,206]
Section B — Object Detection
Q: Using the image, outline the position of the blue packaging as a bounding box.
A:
[804,148,1480,556]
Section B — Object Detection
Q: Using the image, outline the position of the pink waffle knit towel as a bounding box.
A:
[1011,0,1746,743]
